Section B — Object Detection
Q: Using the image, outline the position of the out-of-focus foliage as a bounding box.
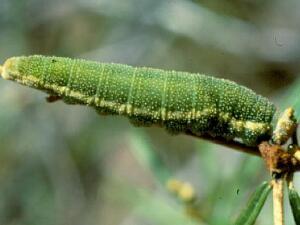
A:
[278,78,300,120]
[0,0,300,224]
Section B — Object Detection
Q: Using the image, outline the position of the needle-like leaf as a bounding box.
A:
[234,181,272,225]
[288,186,300,224]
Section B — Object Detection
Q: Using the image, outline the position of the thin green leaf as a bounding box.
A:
[234,181,272,225]
[288,186,300,224]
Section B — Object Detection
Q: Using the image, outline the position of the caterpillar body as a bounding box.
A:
[0,55,276,147]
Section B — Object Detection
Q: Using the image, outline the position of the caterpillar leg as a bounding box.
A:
[46,95,62,103]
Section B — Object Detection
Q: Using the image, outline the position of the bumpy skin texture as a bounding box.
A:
[1,55,276,146]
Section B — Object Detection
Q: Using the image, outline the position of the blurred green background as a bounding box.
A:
[0,0,300,224]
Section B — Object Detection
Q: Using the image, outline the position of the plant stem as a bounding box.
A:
[273,178,284,225]
[187,132,261,156]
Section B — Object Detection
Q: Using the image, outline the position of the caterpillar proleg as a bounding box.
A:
[0,55,277,147]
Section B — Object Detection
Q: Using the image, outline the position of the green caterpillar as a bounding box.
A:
[0,55,276,147]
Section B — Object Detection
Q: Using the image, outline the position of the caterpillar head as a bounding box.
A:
[0,57,21,81]
[0,56,52,89]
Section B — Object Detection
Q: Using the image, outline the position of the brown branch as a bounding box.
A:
[186,132,261,156]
